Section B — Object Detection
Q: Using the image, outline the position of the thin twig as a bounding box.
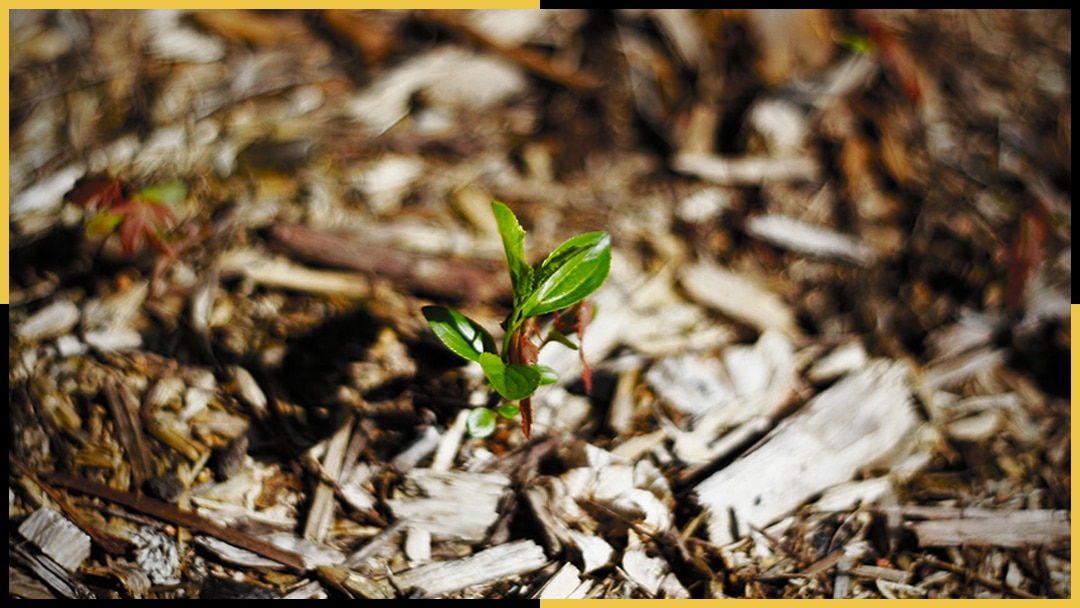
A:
[10,455,133,556]
[420,10,603,92]
[43,472,308,572]
[920,555,1039,599]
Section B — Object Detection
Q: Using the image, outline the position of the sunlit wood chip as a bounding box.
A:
[746,214,874,266]
[132,527,181,585]
[621,541,667,597]
[143,10,225,63]
[348,47,526,135]
[535,562,592,599]
[672,152,821,186]
[15,300,80,341]
[694,359,918,546]
[910,509,1070,548]
[680,261,800,339]
[807,341,868,382]
[393,539,547,598]
[385,469,510,542]
[567,529,614,574]
[645,353,733,419]
[11,163,85,218]
[945,409,1003,442]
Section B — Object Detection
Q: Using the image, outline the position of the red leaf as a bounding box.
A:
[67,176,127,213]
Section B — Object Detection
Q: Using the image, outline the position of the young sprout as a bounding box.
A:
[423,201,611,438]
[68,174,192,258]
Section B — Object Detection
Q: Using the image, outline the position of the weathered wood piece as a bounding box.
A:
[672,151,821,186]
[909,509,1070,548]
[680,261,800,339]
[384,469,511,542]
[694,360,918,545]
[534,562,592,599]
[270,223,506,302]
[745,213,875,266]
[393,539,548,598]
[17,507,91,572]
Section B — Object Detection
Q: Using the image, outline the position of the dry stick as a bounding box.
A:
[421,10,603,92]
[303,417,353,543]
[102,374,154,493]
[269,224,507,303]
[44,472,308,572]
[920,555,1038,599]
[10,455,133,556]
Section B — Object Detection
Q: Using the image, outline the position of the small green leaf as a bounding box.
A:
[138,181,187,206]
[467,407,497,438]
[86,211,125,238]
[544,328,579,351]
[422,306,497,363]
[495,402,520,419]
[521,232,611,318]
[479,352,541,401]
[536,365,559,385]
[492,201,534,306]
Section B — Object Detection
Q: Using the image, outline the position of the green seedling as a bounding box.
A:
[423,201,611,439]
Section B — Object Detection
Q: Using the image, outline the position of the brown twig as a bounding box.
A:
[43,472,308,572]
[10,455,133,556]
[920,555,1039,599]
[102,373,154,493]
[419,10,603,93]
[269,223,507,303]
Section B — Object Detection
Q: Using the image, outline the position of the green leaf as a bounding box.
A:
[544,328,579,351]
[138,181,187,206]
[422,306,497,363]
[86,211,125,238]
[467,407,497,438]
[479,352,541,401]
[520,232,611,318]
[536,365,560,385]
[495,402,520,419]
[491,201,534,306]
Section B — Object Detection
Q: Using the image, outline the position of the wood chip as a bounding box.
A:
[745,213,875,266]
[694,360,918,545]
[621,539,667,597]
[385,469,510,542]
[17,507,91,572]
[14,300,80,341]
[218,248,371,298]
[535,562,592,599]
[672,151,821,186]
[393,539,548,598]
[303,418,353,543]
[910,510,1070,548]
[680,261,800,339]
[269,223,506,302]
[347,46,527,135]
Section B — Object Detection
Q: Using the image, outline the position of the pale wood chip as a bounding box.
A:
[910,510,1070,547]
[393,539,548,598]
[218,248,371,298]
[695,360,919,545]
[680,261,800,339]
[17,507,91,572]
[672,151,821,186]
[385,469,510,542]
[534,562,592,599]
[746,213,875,266]
[14,300,80,341]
